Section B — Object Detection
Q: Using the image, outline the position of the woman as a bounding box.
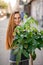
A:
[5,11,29,65]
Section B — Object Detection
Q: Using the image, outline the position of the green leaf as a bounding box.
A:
[40,30,43,35]
[23,49,29,58]
[16,50,21,65]
[13,48,19,55]
[32,39,38,48]
[32,51,36,60]
[16,45,23,65]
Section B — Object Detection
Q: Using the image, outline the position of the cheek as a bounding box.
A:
[14,19,17,22]
[19,19,21,22]
[14,19,17,24]
[14,21,20,25]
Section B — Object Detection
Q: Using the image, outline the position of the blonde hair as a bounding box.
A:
[5,11,20,50]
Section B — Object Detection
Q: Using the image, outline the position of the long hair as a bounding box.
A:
[5,11,20,50]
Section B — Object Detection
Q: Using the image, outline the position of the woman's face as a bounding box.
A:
[14,13,21,26]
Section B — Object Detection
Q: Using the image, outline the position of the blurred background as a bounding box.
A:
[0,0,43,65]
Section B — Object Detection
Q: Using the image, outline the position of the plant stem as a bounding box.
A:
[30,54,33,65]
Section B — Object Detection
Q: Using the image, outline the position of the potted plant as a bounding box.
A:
[11,17,43,65]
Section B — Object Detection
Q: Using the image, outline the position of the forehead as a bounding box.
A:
[14,13,20,18]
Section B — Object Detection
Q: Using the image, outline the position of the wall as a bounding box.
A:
[31,0,43,27]
[31,0,43,65]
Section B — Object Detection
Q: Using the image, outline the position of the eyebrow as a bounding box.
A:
[14,16,21,19]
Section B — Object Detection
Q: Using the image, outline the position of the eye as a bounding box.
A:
[18,17,21,19]
[14,17,17,19]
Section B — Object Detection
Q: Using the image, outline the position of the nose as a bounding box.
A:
[16,18,18,21]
